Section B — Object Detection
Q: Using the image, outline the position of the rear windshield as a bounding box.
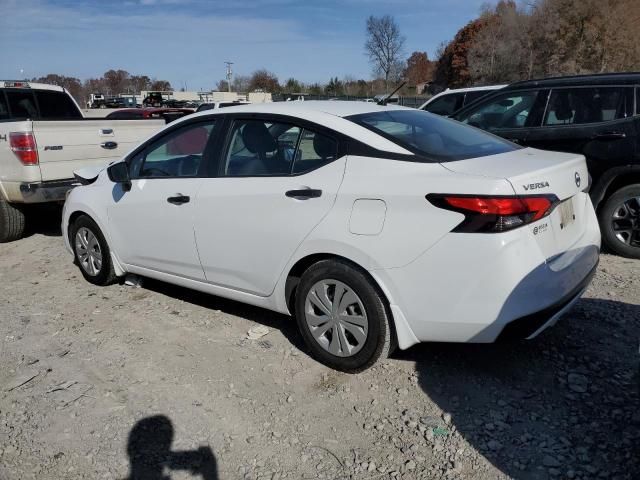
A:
[347,109,518,162]
[1,89,81,120]
[35,90,81,119]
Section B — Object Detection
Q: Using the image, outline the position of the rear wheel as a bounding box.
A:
[599,184,640,259]
[0,200,26,243]
[294,259,392,372]
[71,215,117,285]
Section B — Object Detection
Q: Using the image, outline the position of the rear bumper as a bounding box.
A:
[495,261,597,341]
[371,199,601,348]
[14,179,78,203]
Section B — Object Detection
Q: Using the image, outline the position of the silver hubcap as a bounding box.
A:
[304,279,368,357]
[75,227,103,276]
[611,196,640,247]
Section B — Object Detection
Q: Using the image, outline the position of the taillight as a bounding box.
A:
[10,132,39,165]
[427,194,558,233]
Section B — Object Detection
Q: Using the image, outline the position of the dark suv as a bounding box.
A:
[453,73,640,258]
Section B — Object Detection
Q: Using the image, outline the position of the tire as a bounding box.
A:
[294,259,393,373]
[599,184,640,259]
[70,215,117,285]
[0,200,26,243]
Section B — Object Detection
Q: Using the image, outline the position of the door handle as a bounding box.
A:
[100,141,118,150]
[167,194,190,205]
[99,128,114,136]
[592,131,626,141]
[285,189,322,199]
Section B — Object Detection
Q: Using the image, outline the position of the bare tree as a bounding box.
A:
[365,15,406,91]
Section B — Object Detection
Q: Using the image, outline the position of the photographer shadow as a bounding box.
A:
[124,415,218,480]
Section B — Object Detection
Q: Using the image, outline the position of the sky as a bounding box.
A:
[0,0,496,91]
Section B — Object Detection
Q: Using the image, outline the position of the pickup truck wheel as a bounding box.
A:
[71,216,117,285]
[0,200,26,243]
[599,184,640,259]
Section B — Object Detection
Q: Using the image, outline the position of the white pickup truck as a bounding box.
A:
[0,81,166,242]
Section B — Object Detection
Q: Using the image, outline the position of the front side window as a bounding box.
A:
[130,121,216,178]
[458,91,539,130]
[223,120,301,176]
[348,109,517,162]
[423,93,465,116]
[35,91,81,119]
[543,87,632,126]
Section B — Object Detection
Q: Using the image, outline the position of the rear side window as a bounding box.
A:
[35,91,81,119]
[543,87,633,126]
[6,90,38,119]
[293,130,338,174]
[223,120,301,176]
[348,109,517,162]
[423,93,465,116]
[0,92,9,120]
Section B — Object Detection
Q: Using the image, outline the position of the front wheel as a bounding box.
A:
[71,215,117,285]
[294,259,393,372]
[599,184,640,259]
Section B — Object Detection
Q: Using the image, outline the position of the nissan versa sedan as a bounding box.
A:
[62,101,600,372]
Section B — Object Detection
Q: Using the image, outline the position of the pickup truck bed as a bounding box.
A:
[0,81,166,241]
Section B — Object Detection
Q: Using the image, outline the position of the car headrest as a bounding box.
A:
[241,122,277,154]
[553,93,573,121]
[313,134,336,159]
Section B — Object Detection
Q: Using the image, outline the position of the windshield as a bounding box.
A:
[347,109,518,162]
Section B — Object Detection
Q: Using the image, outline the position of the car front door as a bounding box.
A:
[108,119,219,280]
[524,86,637,182]
[455,89,548,146]
[193,116,346,296]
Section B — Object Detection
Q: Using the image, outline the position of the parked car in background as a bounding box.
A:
[453,72,640,258]
[63,101,599,372]
[105,107,194,123]
[420,85,507,116]
[195,101,250,112]
[103,97,130,109]
[0,81,165,242]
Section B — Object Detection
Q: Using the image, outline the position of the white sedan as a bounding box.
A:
[62,101,600,372]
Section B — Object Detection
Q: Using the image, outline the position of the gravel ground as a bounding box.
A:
[0,210,638,480]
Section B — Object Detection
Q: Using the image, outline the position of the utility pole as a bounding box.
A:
[224,61,233,93]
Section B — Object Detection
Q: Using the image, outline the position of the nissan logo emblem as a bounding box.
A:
[575,172,581,188]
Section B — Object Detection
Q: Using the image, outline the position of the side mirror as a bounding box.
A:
[107,162,131,192]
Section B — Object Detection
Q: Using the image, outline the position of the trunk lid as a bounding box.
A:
[442,148,587,201]
[441,147,591,259]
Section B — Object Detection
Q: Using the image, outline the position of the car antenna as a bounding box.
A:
[377,81,406,106]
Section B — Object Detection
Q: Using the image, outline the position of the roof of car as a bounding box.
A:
[1,81,64,92]
[506,72,640,89]
[436,84,508,94]
[190,100,411,119]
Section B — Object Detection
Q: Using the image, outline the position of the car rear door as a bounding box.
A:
[524,86,637,182]
[193,115,346,296]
